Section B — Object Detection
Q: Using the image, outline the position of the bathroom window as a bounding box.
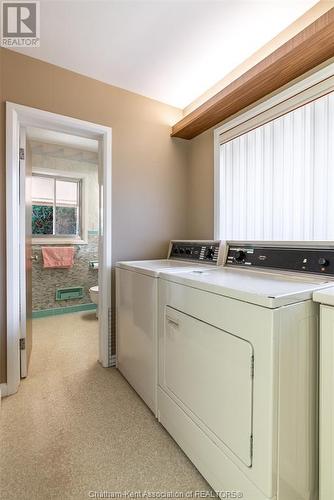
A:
[32,173,87,244]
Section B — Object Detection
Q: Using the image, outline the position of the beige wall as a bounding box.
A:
[187,129,214,240]
[0,48,190,383]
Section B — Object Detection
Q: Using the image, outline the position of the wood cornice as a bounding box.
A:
[172,8,334,140]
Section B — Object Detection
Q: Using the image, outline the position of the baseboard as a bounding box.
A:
[0,383,8,400]
[32,303,97,318]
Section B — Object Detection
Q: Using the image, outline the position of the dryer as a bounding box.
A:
[157,241,334,500]
[115,240,225,414]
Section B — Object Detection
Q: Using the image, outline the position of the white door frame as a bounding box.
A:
[5,102,112,396]
[19,126,28,378]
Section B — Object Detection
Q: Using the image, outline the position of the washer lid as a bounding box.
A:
[313,286,334,306]
[159,267,334,308]
[116,259,213,277]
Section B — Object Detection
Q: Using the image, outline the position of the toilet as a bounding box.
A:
[89,286,99,317]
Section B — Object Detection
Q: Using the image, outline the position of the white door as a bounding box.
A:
[162,306,254,466]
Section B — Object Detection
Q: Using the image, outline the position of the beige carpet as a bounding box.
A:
[0,312,211,499]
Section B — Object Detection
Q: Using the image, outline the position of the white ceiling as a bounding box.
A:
[12,0,318,109]
[27,127,98,151]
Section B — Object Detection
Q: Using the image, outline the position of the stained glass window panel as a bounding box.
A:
[32,205,53,234]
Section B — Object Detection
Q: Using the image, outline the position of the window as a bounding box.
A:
[216,89,334,241]
[32,173,85,243]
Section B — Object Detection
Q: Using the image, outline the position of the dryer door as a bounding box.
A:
[162,306,254,467]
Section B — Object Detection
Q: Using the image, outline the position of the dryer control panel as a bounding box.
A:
[169,240,223,265]
[226,243,334,275]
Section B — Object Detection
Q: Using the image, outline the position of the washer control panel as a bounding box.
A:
[226,244,334,275]
[169,240,222,265]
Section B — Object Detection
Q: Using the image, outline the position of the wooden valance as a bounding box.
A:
[171,8,334,139]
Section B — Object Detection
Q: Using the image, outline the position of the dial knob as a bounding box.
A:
[319,257,329,267]
[234,250,246,263]
[205,248,214,260]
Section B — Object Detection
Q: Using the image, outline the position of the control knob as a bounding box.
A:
[205,248,214,260]
[319,257,329,267]
[234,250,246,263]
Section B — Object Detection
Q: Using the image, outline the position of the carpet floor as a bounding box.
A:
[0,312,211,499]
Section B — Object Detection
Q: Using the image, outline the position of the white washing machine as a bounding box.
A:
[157,241,334,500]
[115,240,225,414]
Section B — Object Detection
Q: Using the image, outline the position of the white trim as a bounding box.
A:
[6,104,21,396]
[213,63,334,239]
[19,127,27,378]
[98,132,112,368]
[31,238,88,246]
[6,102,112,394]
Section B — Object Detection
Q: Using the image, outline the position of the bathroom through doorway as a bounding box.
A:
[5,103,112,397]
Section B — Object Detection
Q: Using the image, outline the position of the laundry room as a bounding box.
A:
[1,2,334,500]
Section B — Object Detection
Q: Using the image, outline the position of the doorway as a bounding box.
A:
[5,102,112,396]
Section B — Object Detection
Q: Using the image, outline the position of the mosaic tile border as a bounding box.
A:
[32,303,96,318]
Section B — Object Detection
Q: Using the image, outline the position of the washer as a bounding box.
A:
[157,241,334,500]
[115,240,225,414]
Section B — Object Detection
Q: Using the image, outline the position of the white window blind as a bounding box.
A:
[218,91,334,241]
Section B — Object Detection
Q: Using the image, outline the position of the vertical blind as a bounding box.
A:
[218,91,334,241]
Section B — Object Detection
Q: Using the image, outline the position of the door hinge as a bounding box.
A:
[250,354,254,379]
[19,148,25,160]
[19,338,26,350]
[250,434,254,460]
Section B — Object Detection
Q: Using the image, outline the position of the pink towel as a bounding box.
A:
[42,247,75,268]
